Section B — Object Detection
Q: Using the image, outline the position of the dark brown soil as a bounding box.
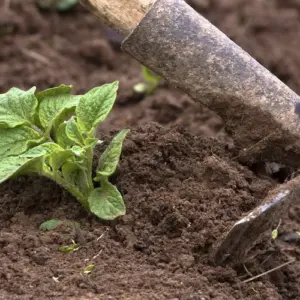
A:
[1,0,300,299]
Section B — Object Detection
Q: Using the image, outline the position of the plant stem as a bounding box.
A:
[42,169,89,209]
[31,124,44,135]
[86,147,94,192]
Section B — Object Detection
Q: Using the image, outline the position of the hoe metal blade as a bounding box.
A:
[214,176,300,265]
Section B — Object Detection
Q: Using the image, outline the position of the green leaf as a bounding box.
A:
[272,229,278,240]
[0,154,44,184]
[20,143,62,173]
[37,85,80,129]
[22,143,61,158]
[39,219,80,232]
[65,117,84,145]
[56,122,74,148]
[36,85,72,102]
[142,66,162,84]
[62,161,79,183]
[17,156,45,177]
[71,145,84,157]
[36,0,78,11]
[95,129,129,179]
[28,143,72,171]
[76,82,118,134]
[0,126,42,158]
[0,87,38,128]
[39,219,62,231]
[0,143,68,182]
[8,143,60,178]
[88,179,125,220]
[56,0,78,11]
[49,149,74,171]
[82,264,95,274]
[62,161,89,196]
[134,66,162,95]
[59,240,80,253]
[84,138,100,149]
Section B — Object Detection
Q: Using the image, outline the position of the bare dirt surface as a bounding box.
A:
[1,0,300,299]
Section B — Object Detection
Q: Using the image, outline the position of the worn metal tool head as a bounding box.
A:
[213,175,300,265]
[122,0,300,167]
[121,0,300,265]
[82,0,300,265]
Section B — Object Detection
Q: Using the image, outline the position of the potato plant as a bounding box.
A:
[0,82,129,220]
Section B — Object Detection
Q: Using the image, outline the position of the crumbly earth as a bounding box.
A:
[0,0,300,299]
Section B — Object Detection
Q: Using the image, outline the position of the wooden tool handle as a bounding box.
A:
[80,0,156,35]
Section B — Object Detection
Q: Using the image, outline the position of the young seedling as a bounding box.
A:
[133,66,162,95]
[36,0,78,12]
[82,264,95,275]
[271,219,281,240]
[0,82,129,220]
[59,239,80,253]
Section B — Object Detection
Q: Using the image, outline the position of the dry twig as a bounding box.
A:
[243,260,295,283]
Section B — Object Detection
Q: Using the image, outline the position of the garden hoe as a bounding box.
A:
[81,0,300,265]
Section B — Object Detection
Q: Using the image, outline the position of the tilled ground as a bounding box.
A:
[1,1,300,299]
